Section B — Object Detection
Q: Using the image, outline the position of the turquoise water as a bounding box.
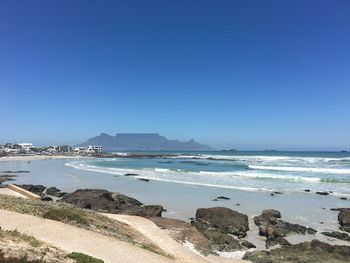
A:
[68,151,350,196]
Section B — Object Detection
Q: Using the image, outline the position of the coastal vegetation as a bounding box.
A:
[67,252,103,263]
[0,195,167,257]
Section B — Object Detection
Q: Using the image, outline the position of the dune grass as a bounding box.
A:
[0,195,171,258]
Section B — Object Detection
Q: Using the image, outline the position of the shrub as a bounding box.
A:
[68,252,104,263]
[43,207,88,226]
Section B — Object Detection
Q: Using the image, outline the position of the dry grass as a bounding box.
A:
[0,195,170,257]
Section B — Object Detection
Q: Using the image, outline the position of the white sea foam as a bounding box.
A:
[249,165,350,175]
[171,154,350,163]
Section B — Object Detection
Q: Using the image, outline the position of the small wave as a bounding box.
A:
[171,154,350,163]
[249,165,350,175]
[137,177,272,192]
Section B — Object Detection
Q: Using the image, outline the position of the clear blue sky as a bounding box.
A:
[1,1,349,150]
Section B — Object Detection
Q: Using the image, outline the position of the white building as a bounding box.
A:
[18,143,34,152]
[73,147,86,153]
[86,145,103,154]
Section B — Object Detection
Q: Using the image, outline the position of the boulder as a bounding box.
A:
[254,209,316,248]
[338,208,350,233]
[46,187,66,197]
[243,239,350,263]
[61,189,163,217]
[194,207,249,238]
[316,191,329,196]
[322,231,350,241]
[191,207,250,252]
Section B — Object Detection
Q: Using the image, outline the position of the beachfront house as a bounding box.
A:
[86,145,103,154]
[18,143,34,152]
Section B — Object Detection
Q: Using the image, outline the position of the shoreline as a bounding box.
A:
[0,155,89,162]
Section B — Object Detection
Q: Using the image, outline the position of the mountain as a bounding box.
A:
[78,133,212,151]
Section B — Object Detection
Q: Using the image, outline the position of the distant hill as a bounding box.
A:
[78,133,212,151]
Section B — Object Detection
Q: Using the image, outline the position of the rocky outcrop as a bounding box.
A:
[191,207,253,252]
[322,231,350,241]
[254,209,316,248]
[338,208,350,233]
[46,187,66,197]
[61,189,163,217]
[0,175,16,185]
[243,239,350,263]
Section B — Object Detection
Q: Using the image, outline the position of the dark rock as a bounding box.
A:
[338,208,350,233]
[212,199,218,201]
[236,204,240,206]
[0,175,16,184]
[16,184,46,195]
[138,178,150,182]
[307,227,317,234]
[322,231,350,241]
[316,191,329,196]
[61,189,163,217]
[262,209,281,219]
[124,173,139,176]
[191,207,250,252]
[1,170,30,173]
[243,239,350,263]
[254,209,316,248]
[41,195,53,202]
[241,240,256,249]
[270,193,274,196]
[46,187,66,197]
[304,189,310,192]
[273,191,283,195]
[217,196,230,200]
[340,197,348,200]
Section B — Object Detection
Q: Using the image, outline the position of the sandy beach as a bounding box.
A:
[0,155,88,162]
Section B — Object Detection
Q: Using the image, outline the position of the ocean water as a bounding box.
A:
[68,151,350,197]
[1,151,350,248]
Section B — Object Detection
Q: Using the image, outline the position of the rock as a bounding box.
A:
[322,231,350,241]
[243,239,350,263]
[262,209,281,219]
[254,209,316,248]
[137,178,150,182]
[1,170,30,173]
[340,197,348,200]
[0,175,16,184]
[212,199,218,201]
[191,207,250,252]
[304,189,310,192]
[316,191,329,196]
[41,195,53,202]
[216,196,230,200]
[124,173,139,176]
[241,240,256,249]
[273,191,283,195]
[46,187,66,197]
[338,208,350,233]
[150,217,212,255]
[16,184,46,195]
[270,193,275,196]
[194,207,249,238]
[61,189,163,217]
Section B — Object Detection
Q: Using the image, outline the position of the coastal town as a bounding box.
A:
[0,143,103,156]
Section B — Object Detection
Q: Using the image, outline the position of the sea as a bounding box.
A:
[2,150,350,248]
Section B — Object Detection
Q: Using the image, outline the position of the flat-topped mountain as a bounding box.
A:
[79,133,212,151]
